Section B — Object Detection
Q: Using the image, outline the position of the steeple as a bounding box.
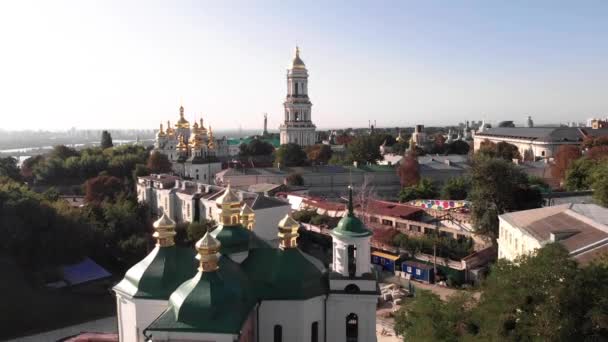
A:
[195,232,221,272]
[215,184,242,226]
[291,46,306,69]
[347,185,354,215]
[240,203,255,230]
[278,214,300,249]
[208,126,215,150]
[152,212,176,247]
[158,122,166,137]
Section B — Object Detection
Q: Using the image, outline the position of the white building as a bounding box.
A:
[136,174,290,244]
[498,204,608,265]
[473,126,608,159]
[114,186,378,342]
[279,47,317,146]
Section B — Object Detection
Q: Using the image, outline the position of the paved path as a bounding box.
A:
[6,316,117,342]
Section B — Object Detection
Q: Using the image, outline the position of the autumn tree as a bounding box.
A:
[551,145,582,182]
[84,174,123,203]
[147,151,173,174]
[306,144,333,165]
[275,143,308,167]
[397,150,420,187]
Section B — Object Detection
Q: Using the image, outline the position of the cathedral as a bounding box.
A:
[279,47,317,146]
[154,105,227,181]
[113,186,378,342]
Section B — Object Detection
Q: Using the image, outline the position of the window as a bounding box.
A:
[410,225,420,232]
[369,216,379,223]
[381,219,393,226]
[187,204,190,217]
[311,322,319,342]
[274,325,282,342]
[346,313,358,342]
[395,222,407,229]
[347,245,356,277]
[424,227,434,235]
[407,266,412,273]
[416,269,421,276]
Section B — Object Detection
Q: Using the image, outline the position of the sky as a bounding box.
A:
[0,1,607,131]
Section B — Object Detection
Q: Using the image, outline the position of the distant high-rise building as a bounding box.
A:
[279,47,317,146]
[262,113,268,136]
[526,116,534,128]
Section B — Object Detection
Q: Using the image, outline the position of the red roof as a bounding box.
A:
[364,199,423,219]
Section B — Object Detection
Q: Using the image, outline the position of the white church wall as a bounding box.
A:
[326,293,378,342]
[258,296,325,342]
[115,293,168,342]
[252,205,290,241]
[331,235,371,278]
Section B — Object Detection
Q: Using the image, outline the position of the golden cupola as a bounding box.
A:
[240,204,255,230]
[207,126,215,150]
[291,46,306,69]
[278,214,300,249]
[175,105,190,129]
[176,134,188,151]
[153,212,177,247]
[166,120,175,136]
[157,122,166,137]
[195,232,221,272]
[198,118,207,134]
[215,184,242,226]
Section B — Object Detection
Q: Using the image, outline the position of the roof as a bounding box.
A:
[402,260,434,270]
[251,195,289,210]
[331,188,373,238]
[372,251,401,261]
[47,258,111,288]
[364,199,423,219]
[247,183,284,193]
[210,224,253,255]
[241,248,327,300]
[500,204,608,260]
[475,127,608,142]
[147,256,255,334]
[113,246,197,299]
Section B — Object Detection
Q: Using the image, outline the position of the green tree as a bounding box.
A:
[591,159,608,207]
[0,157,21,181]
[346,135,383,165]
[306,144,333,165]
[275,143,308,167]
[49,145,79,160]
[146,151,172,174]
[446,140,470,155]
[441,176,471,200]
[186,220,215,242]
[399,178,439,202]
[285,173,304,186]
[101,130,114,149]
[469,156,542,238]
[239,139,274,156]
[565,157,597,190]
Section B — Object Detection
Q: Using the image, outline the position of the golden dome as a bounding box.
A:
[152,212,176,247]
[175,105,190,129]
[207,126,215,150]
[278,214,300,249]
[195,232,221,272]
[278,214,300,230]
[166,120,175,135]
[176,134,188,150]
[291,46,306,69]
[216,184,241,206]
[157,122,166,137]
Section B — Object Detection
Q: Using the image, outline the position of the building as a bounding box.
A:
[153,105,228,178]
[279,47,317,146]
[498,204,608,264]
[113,186,378,342]
[137,174,289,242]
[473,126,608,159]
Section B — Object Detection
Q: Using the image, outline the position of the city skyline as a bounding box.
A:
[1,1,607,130]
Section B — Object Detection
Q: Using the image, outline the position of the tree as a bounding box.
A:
[469,156,542,238]
[431,133,447,154]
[49,145,79,160]
[394,290,473,342]
[285,173,304,186]
[275,143,307,167]
[147,151,173,174]
[346,135,383,165]
[495,141,521,160]
[20,155,44,181]
[565,157,597,191]
[399,178,439,202]
[441,176,470,200]
[587,145,608,161]
[0,157,21,181]
[306,144,333,165]
[551,145,582,182]
[84,175,123,203]
[591,160,608,207]
[397,150,419,187]
[239,139,274,157]
[101,130,113,149]
[187,220,215,242]
[446,140,470,155]
[582,136,608,149]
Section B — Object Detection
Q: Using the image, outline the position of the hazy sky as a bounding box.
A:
[1,1,607,131]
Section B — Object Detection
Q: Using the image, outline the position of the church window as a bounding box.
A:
[196,175,199,180]
[295,82,299,96]
[347,245,356,277]
[187,204,190,217]
[346,313,358,342]
[274,325,282,342]
[311,322,319,342]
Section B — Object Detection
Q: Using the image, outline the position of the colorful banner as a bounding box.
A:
[407,199,470,211]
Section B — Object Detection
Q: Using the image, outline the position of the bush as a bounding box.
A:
[292,210,316,223]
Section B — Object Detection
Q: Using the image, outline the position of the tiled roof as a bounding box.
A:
[365,199,423,219]
[476,127,608,142]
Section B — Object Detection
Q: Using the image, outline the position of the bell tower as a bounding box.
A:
[279,46,317,146]
[326,186,378,342]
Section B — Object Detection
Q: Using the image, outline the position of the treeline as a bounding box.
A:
[394,244,608,341]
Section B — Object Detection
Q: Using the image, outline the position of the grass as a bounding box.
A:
[0,259,115,340]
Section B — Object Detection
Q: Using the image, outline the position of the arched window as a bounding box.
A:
[347,245,357,277]
[346,313,358,342]
[311,321,318,342]
[274,324,282,342]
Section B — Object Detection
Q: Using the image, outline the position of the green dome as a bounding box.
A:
[331,187,373,238]
[210,224,253,254]
[113,246,197,299]
[242,248,327,300]
[147,256,255,334]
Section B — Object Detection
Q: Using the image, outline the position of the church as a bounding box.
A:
[153,106,227,181]
[113,185,378,342]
